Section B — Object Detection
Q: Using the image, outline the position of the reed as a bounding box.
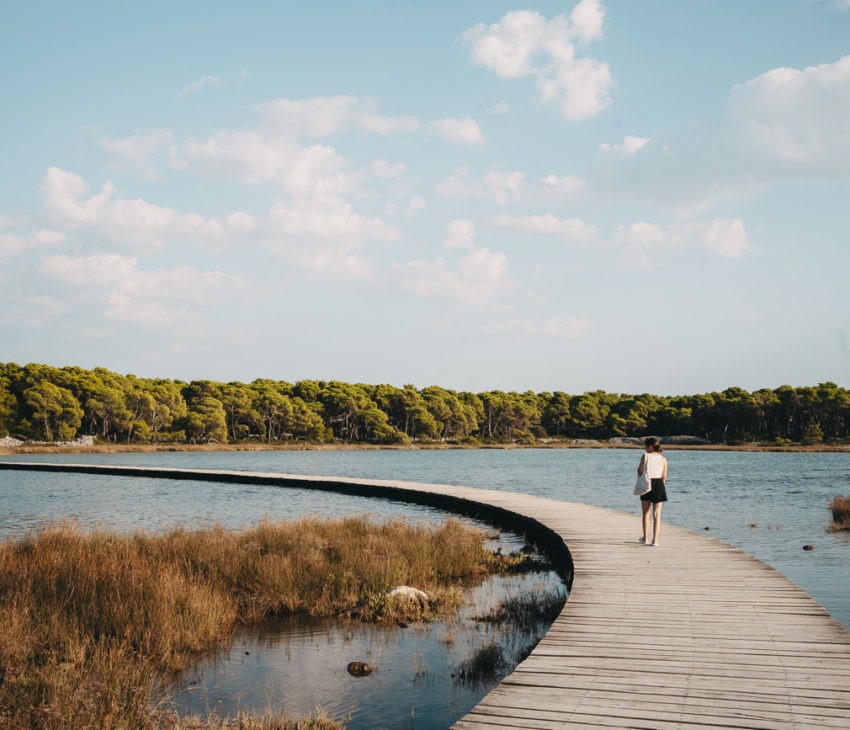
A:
[830,495,850,531]
[0,516,517,728]
[474,589,566,628]
[452,642,505,684]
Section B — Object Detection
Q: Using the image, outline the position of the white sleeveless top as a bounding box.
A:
[644,452,665,479]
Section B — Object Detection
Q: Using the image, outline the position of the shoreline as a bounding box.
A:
[2,441,849,456]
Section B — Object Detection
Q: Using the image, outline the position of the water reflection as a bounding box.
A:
[170,571,566,730]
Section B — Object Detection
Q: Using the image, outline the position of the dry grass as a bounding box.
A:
[0,515,513,728]
[830,495,850,531]
[162,709,346,729]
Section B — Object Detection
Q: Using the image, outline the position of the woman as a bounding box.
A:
[637,437,668,546]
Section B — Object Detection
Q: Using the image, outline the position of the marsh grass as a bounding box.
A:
[830,495,850,531]
[164,709,346,729]
[0,515,515,728]
[452,643,505,685]
[474,589,566,629]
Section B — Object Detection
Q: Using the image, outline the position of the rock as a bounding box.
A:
[388,586,431,609]
[803,544,815,551]
[0,435,95,448]
[608,435,712,447]
[662,435,712,445]
[347,661,375,677]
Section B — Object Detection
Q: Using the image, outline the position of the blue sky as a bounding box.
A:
[2,0,849,396]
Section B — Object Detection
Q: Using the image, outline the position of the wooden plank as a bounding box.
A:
[3,461,850,730]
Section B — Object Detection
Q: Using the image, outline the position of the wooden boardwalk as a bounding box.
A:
[2,461,850,728]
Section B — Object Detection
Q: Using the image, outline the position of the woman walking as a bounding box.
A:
[637,437,668,546]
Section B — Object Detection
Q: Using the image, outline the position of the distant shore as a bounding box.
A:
[2,440,849,457]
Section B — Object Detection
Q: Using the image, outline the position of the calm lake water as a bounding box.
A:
[2,448,849,727]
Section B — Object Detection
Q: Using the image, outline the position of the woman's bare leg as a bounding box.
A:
[651,502,663,546]
[641,500,651,543]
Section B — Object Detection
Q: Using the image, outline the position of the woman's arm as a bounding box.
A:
[637,454,646,475]
[662,457,668,482]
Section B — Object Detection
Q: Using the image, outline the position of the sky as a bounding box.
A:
[2,0,850,397]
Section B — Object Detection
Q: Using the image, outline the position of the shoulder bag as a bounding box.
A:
[633,454,652,496]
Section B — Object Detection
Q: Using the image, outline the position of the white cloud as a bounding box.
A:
[492,213,597,242]
[728,55,850,171]
[445,219,477,250]
[178,75,223,100]
[39,167,252,252]
[259,96,359,138]
[99,128,173,178]
[430,117,486,145]
[258,96,419,138]
[599,135,651,157]
[462,1,612,121]
[174,130,360,197]
[268,197,398,240]
[596,55,850,212]
[404,196,427,219]
[614,218,752,267]
[483,314,590,338]
[613,222,668,250]
[36,166,399,279]
[222,211,257,237]
[395,246,511,304]
[41,253,138,285]
[537,174,587,199]
[568,0,605,42]
[696,219,752,258]
[436,166,525,204]
[39,253,248,328]
[264,196,400,277]
[0,294,67,328]
[369,159,407,179]
[357,112,420,136]
[0,229,66,262]
[487,100,511,115]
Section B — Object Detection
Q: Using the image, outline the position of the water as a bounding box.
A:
[2,448,849,725]
[173,570,564,729]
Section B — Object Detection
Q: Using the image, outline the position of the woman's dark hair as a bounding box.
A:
[645,436,662,452]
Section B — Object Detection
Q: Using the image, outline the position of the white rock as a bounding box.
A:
[388,586,430,607]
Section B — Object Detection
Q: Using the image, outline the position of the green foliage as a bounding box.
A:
[801,423,824,445]
[22,380,83,440]
[2,362,850,446]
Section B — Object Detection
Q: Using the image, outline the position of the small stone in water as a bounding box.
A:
[803,544,815,551]
[347,661,375,677]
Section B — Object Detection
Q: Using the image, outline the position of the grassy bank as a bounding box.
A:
[0,516,522,728]
[831,495,850,531]
[3,440,849,457]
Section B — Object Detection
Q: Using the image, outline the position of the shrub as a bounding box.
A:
[830,495,850,531]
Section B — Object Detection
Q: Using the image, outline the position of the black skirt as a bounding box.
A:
[640,477,668,503]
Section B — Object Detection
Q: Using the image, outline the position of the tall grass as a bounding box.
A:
[831,495,850,531]
[0,516,515,728]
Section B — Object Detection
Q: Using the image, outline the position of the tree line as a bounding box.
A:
[1,362,848,446]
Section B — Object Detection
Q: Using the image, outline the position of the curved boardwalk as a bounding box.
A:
[2,462,850,728]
